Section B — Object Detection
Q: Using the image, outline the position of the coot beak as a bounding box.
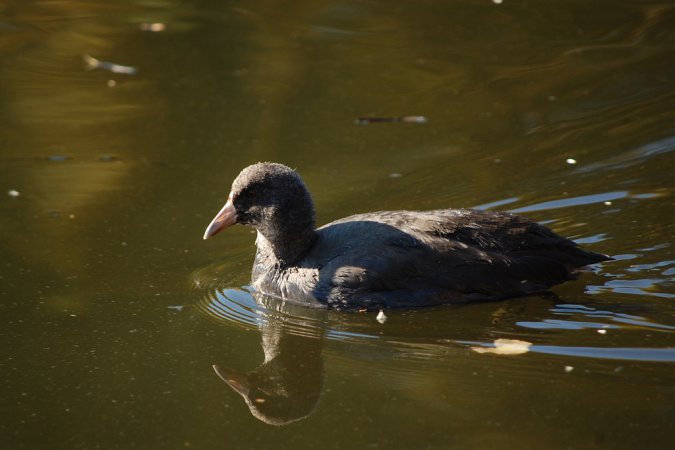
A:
[203,195,237,239]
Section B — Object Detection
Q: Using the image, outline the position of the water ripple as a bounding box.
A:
[465,340,675,362]
[573,135,675,174]
[193,284,675,363]
[508,190,662,214]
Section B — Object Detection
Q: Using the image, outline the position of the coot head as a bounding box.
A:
[203,162,316,263]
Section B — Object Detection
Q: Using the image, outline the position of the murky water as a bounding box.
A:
[1,1,674,449]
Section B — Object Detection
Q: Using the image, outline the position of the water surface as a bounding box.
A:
[1,1,674,449]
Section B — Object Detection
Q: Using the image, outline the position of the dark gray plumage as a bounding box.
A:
[203,162,611,311]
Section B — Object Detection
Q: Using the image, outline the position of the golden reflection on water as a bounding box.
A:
[0,2,154,287]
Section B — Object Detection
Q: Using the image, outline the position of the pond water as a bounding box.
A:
[1,1,674,449]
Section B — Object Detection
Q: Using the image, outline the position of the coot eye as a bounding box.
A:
[242,189,258,198]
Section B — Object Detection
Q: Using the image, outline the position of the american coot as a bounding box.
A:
[203,162,611,311]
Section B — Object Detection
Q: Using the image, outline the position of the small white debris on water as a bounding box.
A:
[388,173,402,178]
[471,339,532,355]
[566,158,577,165]
[8,189,20,197]
[83,54,138,75]
[564,365,574,373]
[492,0,503,4]
[597,329,607,335]
[376,310,387,324]
[139,22,166,32]
[604,201,612,206]
[401,116,428,124]
[107,80,117,88]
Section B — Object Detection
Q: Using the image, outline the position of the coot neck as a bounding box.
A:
[254,220,317,267]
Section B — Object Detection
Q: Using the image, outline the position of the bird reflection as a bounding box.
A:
[213,294,326,426]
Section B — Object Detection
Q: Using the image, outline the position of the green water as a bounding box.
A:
[1,1,674,449]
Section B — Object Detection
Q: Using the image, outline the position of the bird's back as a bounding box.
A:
[299,209,610,310]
